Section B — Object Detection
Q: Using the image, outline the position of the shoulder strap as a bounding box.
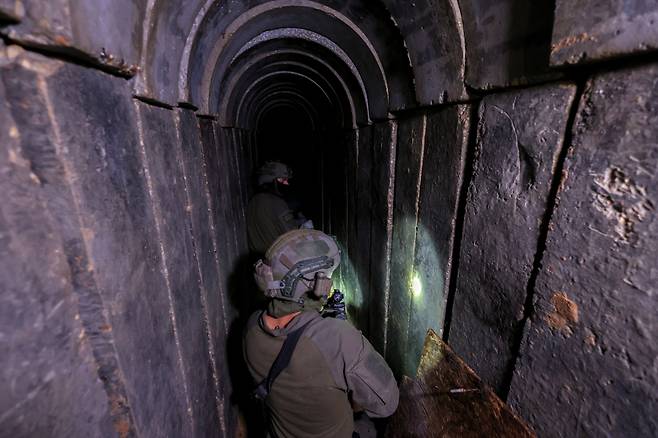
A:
[253,319,313,400]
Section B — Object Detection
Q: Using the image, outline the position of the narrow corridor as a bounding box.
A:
[1,1,657,437]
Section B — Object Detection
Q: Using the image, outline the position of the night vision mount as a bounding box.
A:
[278,256,335,301]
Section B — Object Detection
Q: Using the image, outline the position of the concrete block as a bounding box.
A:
[178,110,232,433]
[0,60,114,438]
[407,105,470,369]
[1,0,143,76]
[226,128,248,247]
[387,113,426,377]
[551,0,658,66]
[368,121,397,354]
[38,56,191,437]
[343,130,365,329]
[508,63,658,437]
[136,102,221,437]
[353,126,374,334]
[0,48,234,437]
[138,0,205,103]
[382,0,467,104]
[199,120,231,259]
[325,132,349,302]
[460,0,558,90]
[213,125,250,305]
[179,111,225,360]
[450,83,576,395]
[335,130,369,330]
[0,48,138,437]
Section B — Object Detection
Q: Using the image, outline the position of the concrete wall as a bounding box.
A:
[0,45,247,437]
[326,5,658,437]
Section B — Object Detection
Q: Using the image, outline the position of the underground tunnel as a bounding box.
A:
[0,0,657,437]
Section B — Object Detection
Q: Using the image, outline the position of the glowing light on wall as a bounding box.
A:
[332,241,364,328]
[411,272,423,299]
[388,218,448,377]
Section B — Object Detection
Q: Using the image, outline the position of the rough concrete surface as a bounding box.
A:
[209,123,243,267]
[387,113,426,377]
[407,105,470,368]
[0,57,114,438]
[136,102,221,437]
[0,47,142,437]
[551,0,658,65]
[203,121,253,433]
[344,130,367,330]
[137,0,205,102]
[43,59,194,438]
[508,63,658,438]
[0,0,143,75]
[450,83,576,395]
[179,110,231,424]
[199,120,240,340]
[368,121,397,355]
[383,0,467,104]
[460,0,558,89]
[354,125,374,336]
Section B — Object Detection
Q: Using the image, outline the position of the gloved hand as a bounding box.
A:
[322,290,346,320]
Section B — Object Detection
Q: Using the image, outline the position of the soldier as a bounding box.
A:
[247,161,312,257]
[244,229,399,438]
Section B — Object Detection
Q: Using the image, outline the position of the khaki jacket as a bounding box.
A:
[243,310,399,438]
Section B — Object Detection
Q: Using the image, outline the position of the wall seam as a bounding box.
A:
[442,101,480,341]
[499,80,586,401]
[199,122,232,336]
[404,114,427,351]
[382,120,398,355]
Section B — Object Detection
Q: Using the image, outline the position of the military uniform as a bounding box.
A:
[247,191,300,256]
[243,310,399,438]
[247,161,307,256]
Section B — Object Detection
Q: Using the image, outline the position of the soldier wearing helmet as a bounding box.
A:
[247,161,313,257]
[244,229,399,438]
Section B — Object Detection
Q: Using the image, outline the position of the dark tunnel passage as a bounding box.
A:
[1,1,657,437]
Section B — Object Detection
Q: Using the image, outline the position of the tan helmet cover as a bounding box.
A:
[254,229,341,302]
[257,161,292,185]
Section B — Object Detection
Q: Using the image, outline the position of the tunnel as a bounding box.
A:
[1,0,657,437]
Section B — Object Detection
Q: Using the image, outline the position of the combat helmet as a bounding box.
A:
[257,161,292,186]
[254,229,341,303]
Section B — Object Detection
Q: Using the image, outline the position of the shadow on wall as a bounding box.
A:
[507,0,555,82]
[225,253,268,437]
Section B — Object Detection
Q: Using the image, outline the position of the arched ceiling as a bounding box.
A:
[139,0,420,129]
[1,0,564,113]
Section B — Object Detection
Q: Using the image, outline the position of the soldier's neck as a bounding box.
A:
[263,311,302,331]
